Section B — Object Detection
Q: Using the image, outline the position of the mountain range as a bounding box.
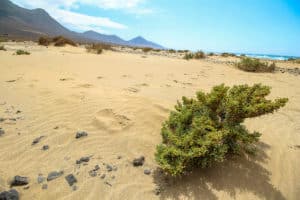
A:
[0,0,164,49]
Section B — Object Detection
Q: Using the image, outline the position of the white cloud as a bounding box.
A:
[11,0,151,33]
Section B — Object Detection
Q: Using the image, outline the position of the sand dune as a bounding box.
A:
[0,43,299,200]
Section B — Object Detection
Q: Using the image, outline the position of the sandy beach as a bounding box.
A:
[0,42,300,200]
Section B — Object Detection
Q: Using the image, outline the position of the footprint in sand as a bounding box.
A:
[76,83,94,88]
[92,109,131,132]
[124,87,140,93]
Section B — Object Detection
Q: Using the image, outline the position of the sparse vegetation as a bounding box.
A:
[236,57,276,72]
[155,84,288,176]
[221,52,236,57]
[193,51,206,59]
[208,52,215,56]
[142,47,153,53]
[287,58,300,64]
[38,36,52,46]
[183,51,206,60]
[38,36,77,47]
[86,43,113,54]
[178,50,189,53]
[183,52,194,60]
[168,49,176,53]
[0,45,6,51]
[16,50,30,55]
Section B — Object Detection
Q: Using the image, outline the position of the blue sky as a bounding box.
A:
[12,0,300,56]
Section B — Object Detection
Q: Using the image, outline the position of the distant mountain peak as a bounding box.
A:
[0,0,165,49]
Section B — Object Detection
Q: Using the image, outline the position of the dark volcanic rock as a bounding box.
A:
[0,118,5,123]
[0,189,19,200]
[76,156,90,164]
[42,145,49,151]
[106,164,113,172]
[75,131,88,139]
[133,156,145,167]
[47,171,64,181]
[32,136,45,145]
[65,174,77,186]
[11,176,29,186]
[89,170,97,177]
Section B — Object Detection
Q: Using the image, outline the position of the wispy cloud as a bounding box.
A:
[11,0,151,33]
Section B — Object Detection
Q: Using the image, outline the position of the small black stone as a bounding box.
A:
[75,131,88,139]
[76,156,90,164]
[16,110,21,114]
[47,171,64,181]
[42,145,49,151]
[106,165,113,172]
[32,136,45,145]
[0,189,19,200]
[133,156,145,167]
[100,174,106,179]
[94,165,100,171]
[11,176,29,186]
[65,174,77,186]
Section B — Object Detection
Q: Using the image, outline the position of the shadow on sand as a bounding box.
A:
[153,142,285,200]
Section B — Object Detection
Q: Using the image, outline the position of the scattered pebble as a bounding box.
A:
[106,165,113,172]
[37,174,45,184]
[76,156,90,164]
[104,181,112,187]
[65,174,77,186]
[133,156,145,167]
[11,176,29,186]
[53,126,59,130]
[0,128,5,136]
[154,187,161,195]
[117,155,122,159]
[0,189,19,200]
[16,110,21,114]
[89,170,97,177]
[100,174,106,179]
[94,165,100,171]
[75,131,88,139]
[72,185,77,191]
[47,171,64,181]
[144,169,151,175]
[0,118,5,122]
[23,186,30,190]
[32,136,45,145]
[42,145,49,151]
[42,184,48,190]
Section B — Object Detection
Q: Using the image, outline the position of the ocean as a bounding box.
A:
[235,53,299,61]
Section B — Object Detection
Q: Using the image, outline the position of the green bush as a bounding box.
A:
[236,57,276,72]
[52,36,77,47]
[208,52,215,56]
[38,36,52,46]
[0,45,6,51]
[183,53,194,60]
[142,47,153,53]
[168,49,176,53]
[155,84,288,176]
[221,52,236,57]
[194,51,206,59]
[16,50,30,55]
[86,43,112,54]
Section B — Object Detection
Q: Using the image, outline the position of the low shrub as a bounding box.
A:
[194,51,206,59]
[142,47,153,53]
[155,84,288,176]
[178,50,189,53]
[38,36,52,46]
[208,52,215,56]
[86,43,112,54]
[236,57,276,72]
[0,45,6,51]
[287,58,300,64]
[221,52,236,57]
[16,50,30,55]
[168,49,176,53]
[183,53,194,60]
[52,36,77,47]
